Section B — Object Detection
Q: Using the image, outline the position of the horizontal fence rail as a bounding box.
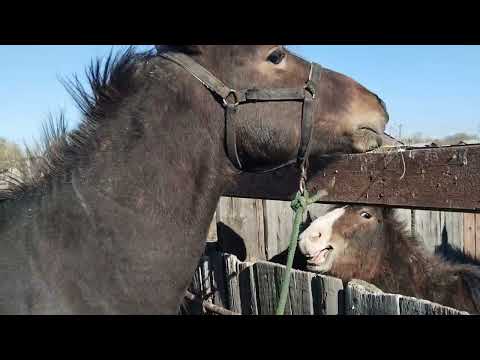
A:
[224,144,480,213]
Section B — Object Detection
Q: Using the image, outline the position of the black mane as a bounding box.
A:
[0,46,156,201]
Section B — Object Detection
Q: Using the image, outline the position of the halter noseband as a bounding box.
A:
[158,51,323,174]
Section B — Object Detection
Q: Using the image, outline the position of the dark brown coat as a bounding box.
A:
[0,46,388,314]
[298,206,480,314]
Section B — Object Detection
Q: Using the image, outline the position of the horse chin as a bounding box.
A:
[306,262,332,274]
[305,251,335,274]
[350,128,383,153]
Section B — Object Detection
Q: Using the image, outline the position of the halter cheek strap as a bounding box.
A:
[158,51,323,174]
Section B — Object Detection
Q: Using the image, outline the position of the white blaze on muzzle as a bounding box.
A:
[298,206,347,257]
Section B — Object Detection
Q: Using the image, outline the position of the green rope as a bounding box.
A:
[275,189,325,315]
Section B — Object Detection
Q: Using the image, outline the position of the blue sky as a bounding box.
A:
[1,45,480,147]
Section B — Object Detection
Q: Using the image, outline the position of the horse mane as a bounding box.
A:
[382,208,480,269]
[382,209,434,268]
[378,209,480,310]
[0,46,157,202]
[156,45,202,55]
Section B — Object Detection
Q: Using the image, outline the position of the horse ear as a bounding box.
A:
[381,207,395,221]
[300,211,316,233]
[382,207,392,215]
[156,45,202,55]
[305,211,315,226]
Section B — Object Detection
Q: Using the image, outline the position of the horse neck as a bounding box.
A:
[66,80,233,312]
[373,222,435,298]
[0,76,234,313]
[372,222,479,312]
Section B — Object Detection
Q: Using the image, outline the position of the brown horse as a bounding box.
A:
[298,206,480,314]
[0,46,388,314]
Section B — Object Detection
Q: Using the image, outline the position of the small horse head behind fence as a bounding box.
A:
[298,206,480,314]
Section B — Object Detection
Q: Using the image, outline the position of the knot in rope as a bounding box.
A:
[290,191,308,212]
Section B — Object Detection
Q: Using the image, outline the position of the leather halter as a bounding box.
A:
[158,51,323,174]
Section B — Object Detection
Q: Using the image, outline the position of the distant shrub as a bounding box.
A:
[0,137,24,170]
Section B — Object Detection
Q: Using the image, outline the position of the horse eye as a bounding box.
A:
[267,50,285,65]
[360,212,372,219]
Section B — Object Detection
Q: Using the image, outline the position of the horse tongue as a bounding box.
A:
[312,247,330,263]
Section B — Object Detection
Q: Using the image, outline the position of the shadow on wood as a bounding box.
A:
[216,222,247,262]
[435,226,480,267]
[268,246,307,272]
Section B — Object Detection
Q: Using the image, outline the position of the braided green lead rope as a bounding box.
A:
[275,189,325,315]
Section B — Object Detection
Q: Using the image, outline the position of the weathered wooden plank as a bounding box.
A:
[262,200,293,260]
[395,209,413,237]
[207,249,227,308]
[440,211,464,253]
[238,262,258,315]
[253,261,314,315]
[399,296,469,315]
[224,144,480,212]
[216,197,265,261]
[224,254,243,313]
[224,254,255,314]
[183,256,209,315]
[476,214,480,261]
[464,213,476,259]
[345,280,400,315]
[199,255,212,306]
[413,210,442,254]
[311,274,345,315]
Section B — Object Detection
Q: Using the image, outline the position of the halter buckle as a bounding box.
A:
[222,89,240,107]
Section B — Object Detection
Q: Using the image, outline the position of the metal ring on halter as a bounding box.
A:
[299,163,307,194]
[222,89,240,107]
[299,179,305,195]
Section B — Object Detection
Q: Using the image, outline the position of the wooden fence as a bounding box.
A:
[184,249,469,315]
[208,197,479,263]
[190,143,480,315]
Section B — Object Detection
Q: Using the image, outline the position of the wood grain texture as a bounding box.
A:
[399,296,470,315]
[216,197,265,261]
[413,210,442,253]
[464,213,476,258]
[440,211,464,253]
[207,249,227,308]
[224,254,243,313]
[476,214,480,261]
[188,251,474,315]
[345,280,400,315]
[311,274,344,315]
[238,262,258,315]
[223,254,256,314]
[262,200,293,260]
[224,145,480,212]
[253,261,314,315]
